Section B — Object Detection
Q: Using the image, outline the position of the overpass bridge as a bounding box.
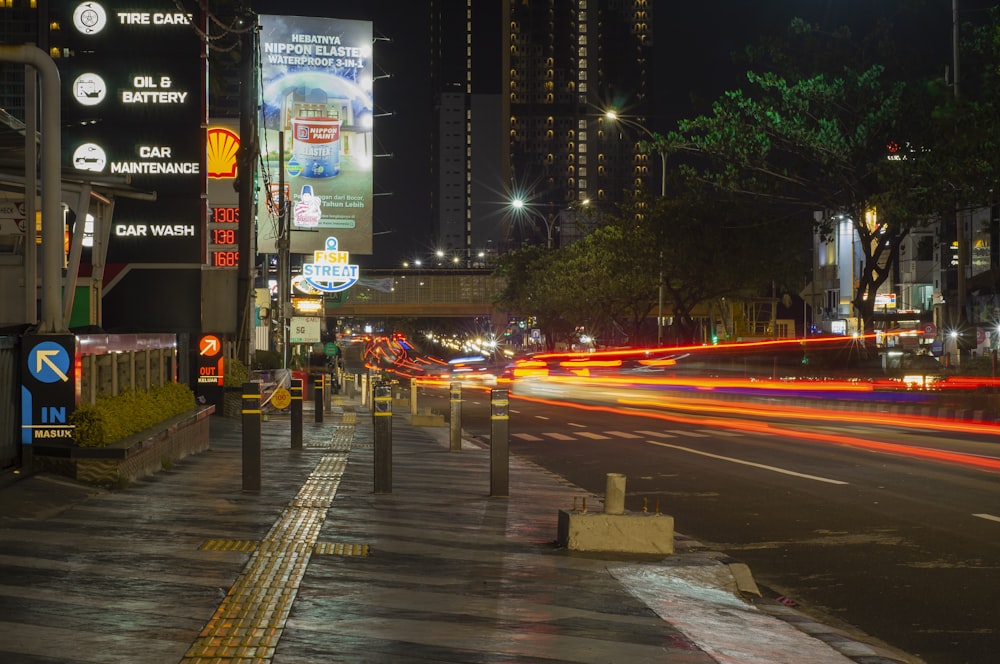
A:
[324,269,508,324]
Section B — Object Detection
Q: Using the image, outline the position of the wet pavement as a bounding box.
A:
[0,397,919,663]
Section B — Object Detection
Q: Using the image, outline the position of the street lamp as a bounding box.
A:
[605,110,667,346]
[510,197,554,249]
[604,110,667,198]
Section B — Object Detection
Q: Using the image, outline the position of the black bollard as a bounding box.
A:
[449,381,462,451]
[241,382,261,491]
[489,388,509,497]
[291,378,303,450]
[373,381,392,493]
[313,373,324,423]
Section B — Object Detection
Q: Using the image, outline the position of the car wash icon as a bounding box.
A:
[302,236,359,293]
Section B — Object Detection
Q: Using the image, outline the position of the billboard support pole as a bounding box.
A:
[277,131,290,369]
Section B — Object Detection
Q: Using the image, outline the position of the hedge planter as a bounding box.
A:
[34,405,215,487]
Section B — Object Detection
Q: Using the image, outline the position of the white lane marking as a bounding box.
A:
[710,430,744,437]
[568,422,587,428]
[605,430,642,439]
[543,432,576,441]
[670,430,709,438]
[636,430,676,438]
[644,440,849,485]
[535,415,551,420]
[973,513,1000,523]
[577,431,611,440]
[512,433,544,441]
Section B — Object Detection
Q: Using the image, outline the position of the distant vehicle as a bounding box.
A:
[898,351,944,389]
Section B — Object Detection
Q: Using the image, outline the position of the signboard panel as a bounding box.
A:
[53,0,205,269]
[20,335,78,444]
[257,14,374,256]
[290,316,321,344]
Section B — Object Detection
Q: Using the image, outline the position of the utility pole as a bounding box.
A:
[237,15,258,366]
[953,0,969,359]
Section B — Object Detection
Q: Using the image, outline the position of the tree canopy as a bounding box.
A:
[663,14,1000,332]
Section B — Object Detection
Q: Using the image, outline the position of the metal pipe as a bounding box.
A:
[0,45,62,331]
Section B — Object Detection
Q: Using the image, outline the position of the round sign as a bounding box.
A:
[271,387,291,410]
[977,327,986,345]
[922,322,937,337]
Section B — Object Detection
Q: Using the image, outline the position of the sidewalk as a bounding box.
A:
[0,397,917,663]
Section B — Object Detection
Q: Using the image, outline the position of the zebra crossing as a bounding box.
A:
[512,427,746,442]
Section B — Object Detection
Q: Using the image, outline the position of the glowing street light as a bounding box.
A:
[605,110,667,345]
[510,197,554,249]
[604,110,667,198]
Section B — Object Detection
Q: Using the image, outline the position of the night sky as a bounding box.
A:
[249,1,996,267]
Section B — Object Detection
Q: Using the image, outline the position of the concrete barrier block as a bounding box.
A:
[557,509,674,555]
[411,410,445,427]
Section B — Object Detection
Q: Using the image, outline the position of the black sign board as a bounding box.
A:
[53,0,205,266]
[20,334,78,444]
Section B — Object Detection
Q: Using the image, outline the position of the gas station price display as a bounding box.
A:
[207,206,239,267]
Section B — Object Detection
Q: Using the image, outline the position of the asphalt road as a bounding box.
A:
[415,382,1000,664]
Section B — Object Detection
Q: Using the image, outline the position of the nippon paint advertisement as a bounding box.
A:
[257,15,374,256]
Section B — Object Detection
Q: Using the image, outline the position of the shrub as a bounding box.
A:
[71,382,196,448]
[253,349,282,370]
[224,356,249,387]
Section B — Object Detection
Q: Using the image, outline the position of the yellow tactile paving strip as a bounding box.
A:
[182,423,355,663]
[313,542,370,556]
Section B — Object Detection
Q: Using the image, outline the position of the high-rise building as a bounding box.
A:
[431,0,654,257]
[0,0,50,122]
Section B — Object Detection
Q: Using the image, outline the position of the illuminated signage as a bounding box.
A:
[257,14,374,255]
[207,127,240,179]
[73,2,108,34]
[207,206,239,268]
[874,293,897,309]
[56,0,204,268]
[301,237,359,293]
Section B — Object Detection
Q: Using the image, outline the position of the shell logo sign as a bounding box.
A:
[207,127,240,179]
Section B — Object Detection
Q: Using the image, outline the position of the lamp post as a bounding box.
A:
[510,198,554,249]
[604,110,667,198]
[605,110,666,346]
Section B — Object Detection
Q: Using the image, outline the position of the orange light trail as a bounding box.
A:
[538,373,876,393]
[511,393,1000,473]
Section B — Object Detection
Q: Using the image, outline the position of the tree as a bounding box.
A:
[664,19,929,335]
[493,245,578,350]
[605,189,808,344]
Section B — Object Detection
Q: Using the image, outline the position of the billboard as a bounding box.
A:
[257,15,374,256]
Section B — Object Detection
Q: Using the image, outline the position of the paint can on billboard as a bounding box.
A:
[292,116,340,178]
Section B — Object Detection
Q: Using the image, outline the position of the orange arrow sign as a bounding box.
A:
[199,335,221,356]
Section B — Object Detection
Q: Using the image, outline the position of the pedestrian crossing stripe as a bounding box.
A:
[543,432,575,440]
[636,430,676,438]
[576,431,610,439]
[670,430,709,437]
[513,433,544,441]
[603,431,642,438]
